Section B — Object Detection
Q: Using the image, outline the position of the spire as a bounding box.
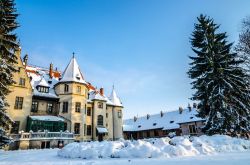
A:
[59,55,86,84]
[109,85,123,107]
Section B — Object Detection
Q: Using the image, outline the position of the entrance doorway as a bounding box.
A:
[98,134,103,141]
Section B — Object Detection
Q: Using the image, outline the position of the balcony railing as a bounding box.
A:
[11,131,74,141]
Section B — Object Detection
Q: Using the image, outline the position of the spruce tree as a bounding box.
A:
[188,14,250,135]
[0,0,19,148]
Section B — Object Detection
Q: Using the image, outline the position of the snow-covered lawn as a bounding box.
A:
[1,135,250,165]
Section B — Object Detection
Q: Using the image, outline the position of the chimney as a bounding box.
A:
[147,114,150,120]
[23,54,28,66]
[193,103,197,109]
[160,111,164,117]
[134,116,137,122]
[179,106,183,114]
[100,87,104,96]
[188,103,192,111]
[49,63,53,78]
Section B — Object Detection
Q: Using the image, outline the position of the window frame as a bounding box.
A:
[19,78,25,86]
[64,84,69,93]
[188,124,197,134]
[47,102,53,113]
[14,97,23,109]
[31,101,39,112]
[118,110,122,118]
[97,115,104,126]
[87,125,92,136]
[77,86,81,93]
[75,102,81,113]
[87,107,91,116]
[74,123,80,134]
[98,102,103,109]
[62,102,68,113]
[11,121,20,134]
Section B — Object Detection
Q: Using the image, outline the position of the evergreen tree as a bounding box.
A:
[188,14,250,135]
[0,0,19,148]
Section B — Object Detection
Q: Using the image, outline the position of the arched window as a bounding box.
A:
[97,115,103,126]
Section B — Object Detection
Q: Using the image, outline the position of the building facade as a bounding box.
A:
[123,104,205,140]
[5,50,123,149]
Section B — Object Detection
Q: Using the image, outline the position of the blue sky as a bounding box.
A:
[16,0,250,119]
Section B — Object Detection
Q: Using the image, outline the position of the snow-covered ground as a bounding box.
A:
[1,135,250,165]
[1,149,250,165]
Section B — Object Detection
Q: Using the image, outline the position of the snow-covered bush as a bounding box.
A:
[58,135,250,160]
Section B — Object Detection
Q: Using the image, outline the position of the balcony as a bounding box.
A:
[10,131,74,141]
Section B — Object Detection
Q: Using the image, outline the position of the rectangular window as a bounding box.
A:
[75,102,81,113]
[118,110,122,118]
[64,84,69,93]
[74,123,80,134]
[189,124,197,134]
[47,103,53,113]
[14,97,23,109]
[38,86,49,93]
[19,78,25,86]
[64,122,67,131]
[77,86,81,93]
[62,102,68,113]
[154,130,159,137]
[87,107,91,116]
[11,121,20,134]
[84,124,86,136]
[31,101,38,112]
[106,113,108,118]
[87,125,92,136]
[146,131,150,138]
[98,102,103,109]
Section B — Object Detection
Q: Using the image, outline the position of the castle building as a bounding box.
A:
[5,49,123,149]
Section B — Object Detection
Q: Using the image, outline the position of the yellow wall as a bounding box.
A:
[5,48,32,132]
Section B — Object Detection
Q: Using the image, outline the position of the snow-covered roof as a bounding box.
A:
[29,115,64,122]
[96,127,108,133]
[89,91,107,101]
[26,65,59,99]
[87,87,123,107]
[25,60,123,105]
[60,56,86,84]
[109,86,123,107]
[37,77,50,87]
[123,108,205,132]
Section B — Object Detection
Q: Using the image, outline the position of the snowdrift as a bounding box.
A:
[58,135,250,159]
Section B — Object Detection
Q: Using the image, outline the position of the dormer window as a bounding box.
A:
[170,121,174,124]
[37,86,49,93]
[76,74,80,80]
[153,123,157,126]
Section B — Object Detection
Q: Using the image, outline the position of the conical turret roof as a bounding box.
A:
[60,56,86,84]
[109,86,123,107]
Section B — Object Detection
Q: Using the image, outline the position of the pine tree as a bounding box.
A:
[0,0,19,148]
[188,14,250,135]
